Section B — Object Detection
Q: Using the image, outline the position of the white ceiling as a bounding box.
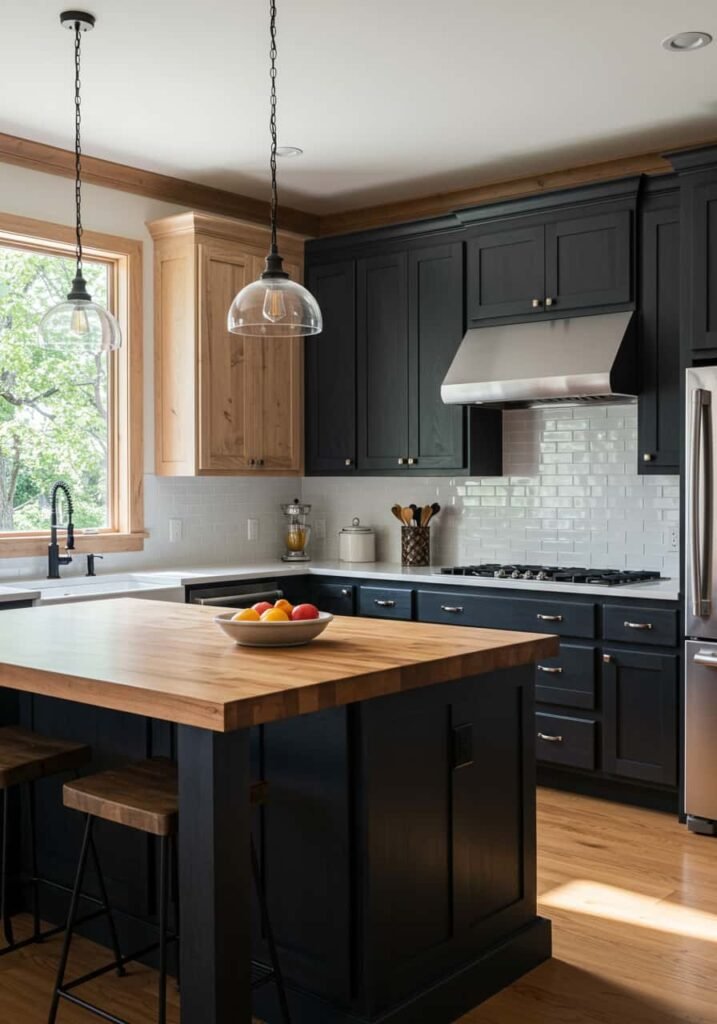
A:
[2,0,717,215]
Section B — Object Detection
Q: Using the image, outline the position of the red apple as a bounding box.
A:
[252,601,274,616]
[291,603,320,621]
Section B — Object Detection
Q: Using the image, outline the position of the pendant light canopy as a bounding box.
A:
[227,0,322,338]
[40,11,121,354]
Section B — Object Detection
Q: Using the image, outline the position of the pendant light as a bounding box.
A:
[40,11,121,353]
[227,0,322,338]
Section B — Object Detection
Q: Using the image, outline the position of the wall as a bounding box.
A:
[0,161,297,581]
[304,404,681,580]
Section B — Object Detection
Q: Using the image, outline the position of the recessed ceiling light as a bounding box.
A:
[662,31,713,52]
[276,146,303,158]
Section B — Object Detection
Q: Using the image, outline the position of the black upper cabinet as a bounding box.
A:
[357,251,411,471]
[638,194,680,474]
[466,225,544,321]
[305,261,357,473]
[467,206,633,323]
[544,210,632,311]
[408,243,466,471]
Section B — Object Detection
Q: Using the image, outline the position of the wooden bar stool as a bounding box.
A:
[0,725,91,956]
[49,758,291,1024]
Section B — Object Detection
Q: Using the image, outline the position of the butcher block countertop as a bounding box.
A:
[0,598,558,732]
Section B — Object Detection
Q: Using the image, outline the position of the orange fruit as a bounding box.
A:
[274,598,294,615]
[260,607,290,622]
[233,608,260,622]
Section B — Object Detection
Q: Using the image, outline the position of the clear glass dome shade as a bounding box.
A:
[39,296,121,353]
[227,276,323,337]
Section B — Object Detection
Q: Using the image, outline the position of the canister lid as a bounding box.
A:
[340,517,373,534]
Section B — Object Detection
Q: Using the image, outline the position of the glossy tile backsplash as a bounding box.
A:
[304,404,681,578]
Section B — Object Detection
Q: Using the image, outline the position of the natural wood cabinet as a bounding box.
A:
[149,212,304,476]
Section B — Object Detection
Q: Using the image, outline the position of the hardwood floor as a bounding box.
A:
[1,787,716,1023]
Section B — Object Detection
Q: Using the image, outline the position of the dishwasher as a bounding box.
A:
[187,580,285,610]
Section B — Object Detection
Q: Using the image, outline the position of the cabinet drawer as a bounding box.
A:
[536,713,596,771]
[603,605,677,647]
[417,589,595,638]
[535,645,596,710]
[314,583,356,616]
[359,586,413,620]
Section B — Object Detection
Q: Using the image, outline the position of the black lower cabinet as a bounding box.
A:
[602,647,678,786]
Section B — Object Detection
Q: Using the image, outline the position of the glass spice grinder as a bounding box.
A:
[280,498,312,562]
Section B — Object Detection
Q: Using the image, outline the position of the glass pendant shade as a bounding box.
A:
[40,297,121,352]
[228,275,323,337]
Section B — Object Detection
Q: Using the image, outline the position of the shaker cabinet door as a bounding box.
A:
[544,209,632,312]
[466,224,545,321]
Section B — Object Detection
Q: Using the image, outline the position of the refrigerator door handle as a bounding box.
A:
[693,649,717,669]
[690,388,713,618]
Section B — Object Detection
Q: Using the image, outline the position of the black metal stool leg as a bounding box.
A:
[88,830,126,978]
[27,781,41,941]
[171,836,180,992]
[251,837,291,1024]
[158,836,169,1024]
[48,814,93,1024]
[1,788,14,949]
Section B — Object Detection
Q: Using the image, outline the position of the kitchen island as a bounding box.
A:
[0,599,557,1024]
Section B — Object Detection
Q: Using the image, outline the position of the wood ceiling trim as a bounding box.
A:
[316,151,676,236]
[0,132,319,238]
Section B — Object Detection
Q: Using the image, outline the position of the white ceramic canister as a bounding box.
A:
[339,517,376,562]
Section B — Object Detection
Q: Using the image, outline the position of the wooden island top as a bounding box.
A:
[0,598,558,731]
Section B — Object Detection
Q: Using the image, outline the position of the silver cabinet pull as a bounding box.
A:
[407,457,417,465]
[256,458,264,466]
[532,298,542,309]
[374,599,396,608]
[537,732,563,743]
[345,458,353,466]
[340,588,351,596]
[248,458,256,465]
[690,387,713,618]
[537,665,563,674]
[537,613,563,622]
[643,452,654,462]
[545,297,554,307]
[441,605,464,614]
[694,649,717,668]
[623,621,653,630]
[603,654,613,663]
[397,457,406,466]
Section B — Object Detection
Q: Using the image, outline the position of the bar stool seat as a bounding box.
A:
[0,726,90,789]
[0,725,91,958]
[50,759,290,1024]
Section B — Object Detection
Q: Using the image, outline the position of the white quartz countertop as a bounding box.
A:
[0,560,681,603]
[80,560,680,602]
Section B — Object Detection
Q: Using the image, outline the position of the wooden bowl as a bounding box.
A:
[214,610,333,647]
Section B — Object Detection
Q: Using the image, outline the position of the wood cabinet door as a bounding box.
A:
[248,255,303,474]
[638,199,681,473]
[686,178,717,352]
[305,260,357,474]
[466,223,544,321]
[357,251,410,471]
[197,242,256,472]
[544,209,632,312]
[602,647,678,786]
[407,242,466,471]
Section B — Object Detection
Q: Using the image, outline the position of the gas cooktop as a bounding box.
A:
[437,564,663,586]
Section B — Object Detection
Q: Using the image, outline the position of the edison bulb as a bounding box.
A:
[262,285,287,324]
[70,305,90,335]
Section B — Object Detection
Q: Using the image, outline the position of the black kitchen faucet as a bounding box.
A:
[47,480,75,579]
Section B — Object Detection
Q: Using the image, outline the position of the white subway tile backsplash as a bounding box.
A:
[303,404,680,575]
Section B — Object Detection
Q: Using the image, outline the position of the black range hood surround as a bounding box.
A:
[441,310,637,408]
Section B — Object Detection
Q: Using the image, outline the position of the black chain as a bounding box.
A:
[269,0,278,252]
[73,22,83,275]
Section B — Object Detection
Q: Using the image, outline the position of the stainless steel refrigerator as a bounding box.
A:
[685,366,717,834]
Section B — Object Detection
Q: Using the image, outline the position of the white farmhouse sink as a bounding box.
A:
[5,573,185,606]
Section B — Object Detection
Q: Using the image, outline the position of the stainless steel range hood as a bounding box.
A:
[441,310,637,408]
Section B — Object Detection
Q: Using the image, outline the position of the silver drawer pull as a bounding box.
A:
[623,621,653,630]
[537,732,563,743]
[694,650,717,668]
[374,599,396,608]
[537,665,563,674]
[537,613,563,622]
[341,588,352,596]
[441,605,464,613]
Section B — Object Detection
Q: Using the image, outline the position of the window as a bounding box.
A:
[0,212,143,556]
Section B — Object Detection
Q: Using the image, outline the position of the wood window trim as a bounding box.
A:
[0,210,144,558]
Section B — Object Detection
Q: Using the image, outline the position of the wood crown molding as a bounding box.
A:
[146,209,304,260]
[0,132,318,238]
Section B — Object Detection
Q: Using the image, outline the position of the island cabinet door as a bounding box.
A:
[357,668,536,1015]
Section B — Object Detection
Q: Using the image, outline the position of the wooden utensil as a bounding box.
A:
[400,507,413,526]
[391,504,404,523]
[420,504,432,527]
